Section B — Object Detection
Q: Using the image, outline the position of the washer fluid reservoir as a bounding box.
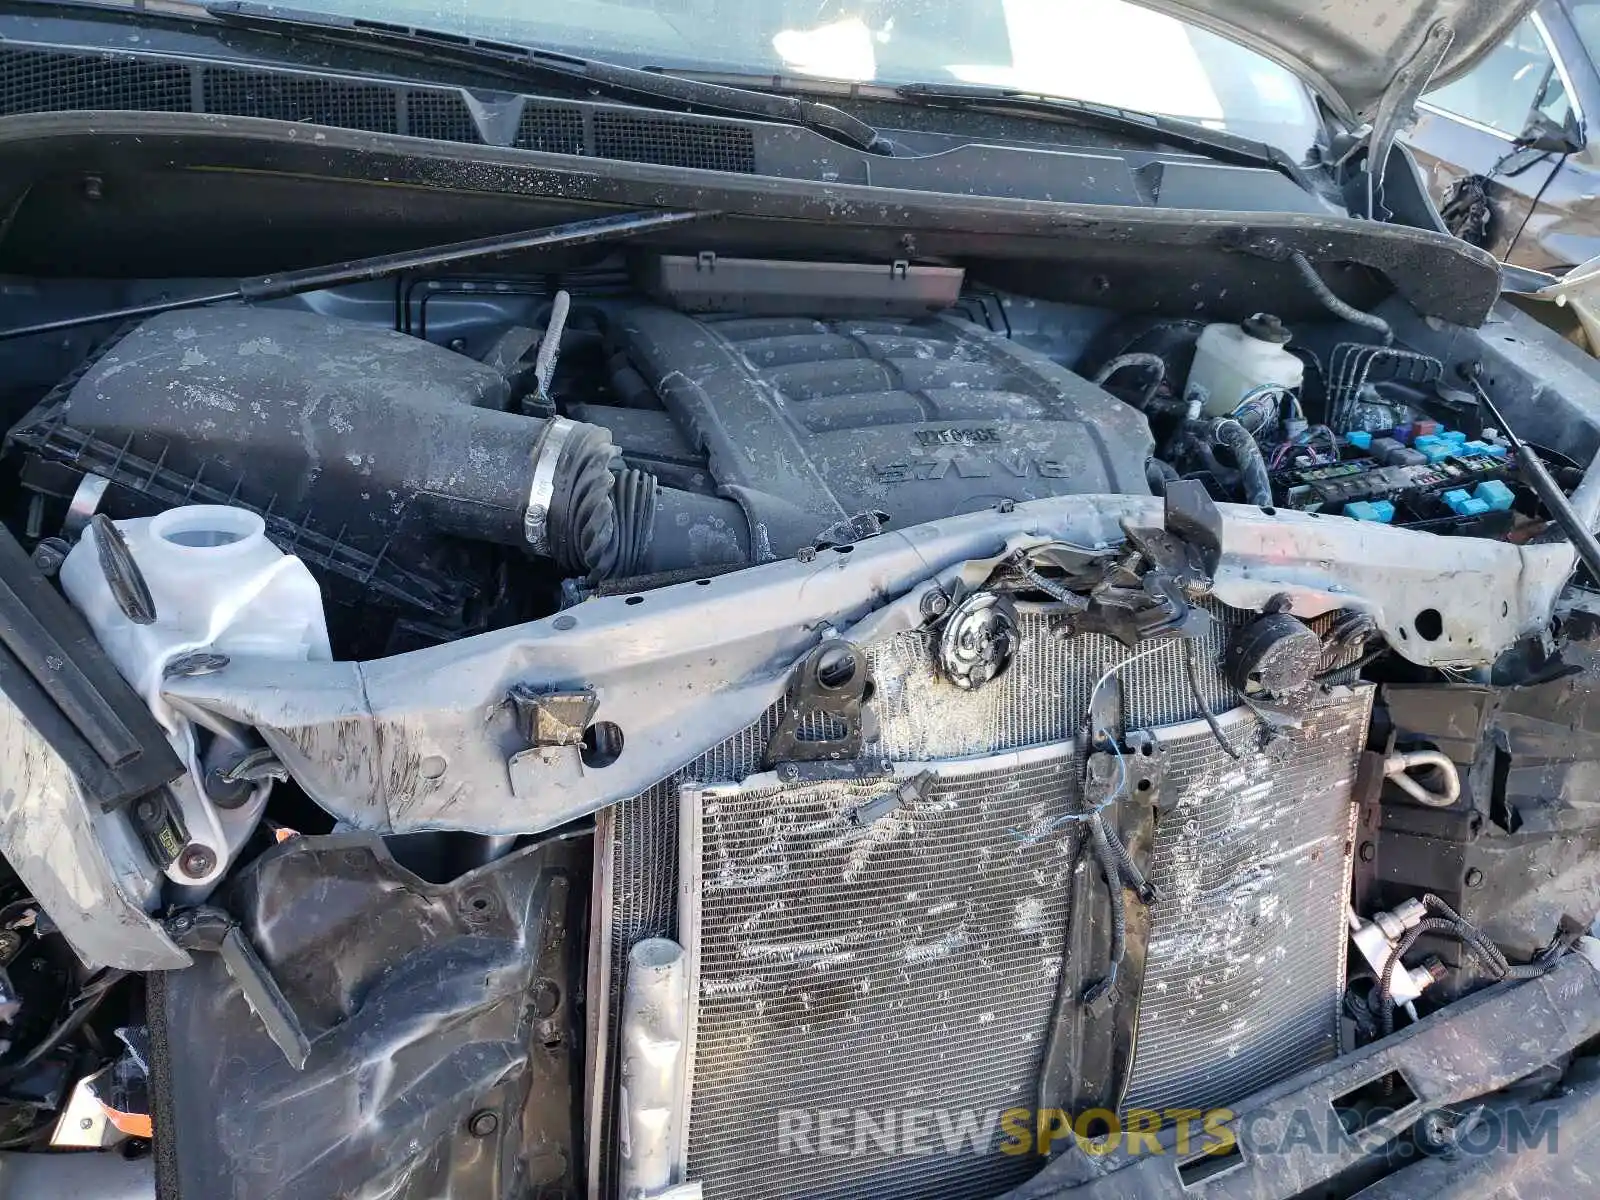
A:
[60,505,330,888]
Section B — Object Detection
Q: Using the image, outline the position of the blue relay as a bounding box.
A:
[1475,480,1515,511]
[1275,433,1518,528]
[1345,500,1396,523]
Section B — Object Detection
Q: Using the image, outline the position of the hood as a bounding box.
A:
[1126,0,1540,122]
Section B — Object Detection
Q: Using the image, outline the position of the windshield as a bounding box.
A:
[271,0,1324,157]
[1568,0,1600,76]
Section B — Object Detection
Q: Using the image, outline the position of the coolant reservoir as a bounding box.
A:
[59,505,329,885]
[1185,313,1304,417]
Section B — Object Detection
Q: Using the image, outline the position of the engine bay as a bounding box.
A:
[11,265,1165,655]
[5,254,1562,661]
[3,234,1600,1200]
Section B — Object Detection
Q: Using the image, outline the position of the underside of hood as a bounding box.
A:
[1128,0,1540,122]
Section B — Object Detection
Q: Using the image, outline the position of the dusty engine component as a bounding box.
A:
[1226,612,1325,699]
[6,233,1597,1200]
[27,308,751,580]
[27,305,1155,593]
[937,590,1019,690]
[607,310,1155,548]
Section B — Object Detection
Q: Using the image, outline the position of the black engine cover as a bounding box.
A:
[611,310,1152,549]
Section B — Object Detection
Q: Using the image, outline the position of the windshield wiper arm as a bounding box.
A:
[203,1,890,154]
[893,83,1312,191]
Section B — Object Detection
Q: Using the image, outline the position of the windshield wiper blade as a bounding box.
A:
[202,1,889,154]
[892,83,1311,191]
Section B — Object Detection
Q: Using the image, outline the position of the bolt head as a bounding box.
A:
[30,540,67,575]
[79,1116,95,1130]
[1419,1111,1449,1146]
[1465,867,1484,888]
[178,845,217,879]
[1358,841,1376,863]
[467,1109,500,1138]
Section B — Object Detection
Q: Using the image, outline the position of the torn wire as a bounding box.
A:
[1011,740,1128,842]
[1186,639,1242,759]
[1012,558,1090,612]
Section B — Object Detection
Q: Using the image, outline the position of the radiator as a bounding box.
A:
[590,608,1368,1198]
[1121,688,1372,1113]
[678,746,1081,1200]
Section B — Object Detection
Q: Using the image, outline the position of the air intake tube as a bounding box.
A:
[219,401,755,580]
[514,416,752,579]
[40,308,752,582]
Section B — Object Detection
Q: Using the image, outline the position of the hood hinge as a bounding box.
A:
[1346,20,1455,219]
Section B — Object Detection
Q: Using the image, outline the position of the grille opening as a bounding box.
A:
[1178,1138,1243,1188]
[0,46,761,173]
[1333,1070,1420,1135]
[406,91,481,143]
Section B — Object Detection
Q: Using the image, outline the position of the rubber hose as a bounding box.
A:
[607,356,657,409]
[533,290,572,400]
[1210,417,1274,508]
[1094,352,1167,408]
[608,468,660,581]
[548,421,622,577]
[638,488,753,573]
[1289,251,1394,345]
[1145,458,1179,496]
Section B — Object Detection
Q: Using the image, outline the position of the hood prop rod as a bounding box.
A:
[0,208,714,343]
[1463,366,1600,585]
